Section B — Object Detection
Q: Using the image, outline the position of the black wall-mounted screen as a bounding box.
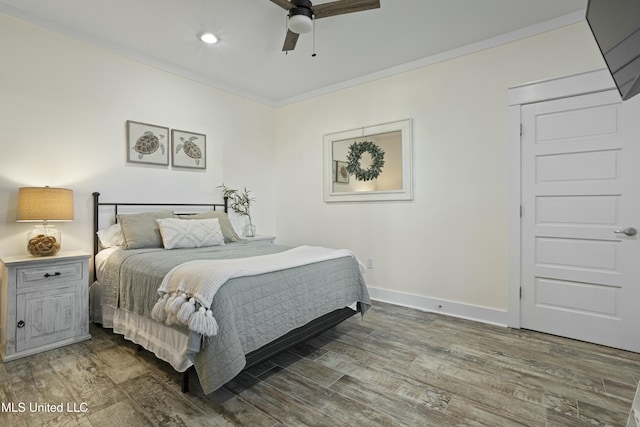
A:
[586,0,640,100]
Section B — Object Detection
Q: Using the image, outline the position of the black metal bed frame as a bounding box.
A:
[92,192,229,278]
[92,191,359,393]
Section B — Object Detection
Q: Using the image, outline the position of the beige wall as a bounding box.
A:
[0,13,609,322]
[273,23,606,316]
[0,13,276,259]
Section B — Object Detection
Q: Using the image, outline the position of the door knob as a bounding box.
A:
[614,227,638,236]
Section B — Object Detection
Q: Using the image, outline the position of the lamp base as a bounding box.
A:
[27,225,61,256]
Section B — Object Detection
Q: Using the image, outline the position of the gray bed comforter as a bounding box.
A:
[98,242,371,393]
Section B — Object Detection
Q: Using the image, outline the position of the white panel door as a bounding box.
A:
[521,90,640,352]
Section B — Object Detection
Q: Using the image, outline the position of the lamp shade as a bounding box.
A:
[17,187,74,222]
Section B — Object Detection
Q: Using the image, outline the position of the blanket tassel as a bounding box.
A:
[177,298,196,323]
[167,293,187,314]
[188,307,218,337]
[151,294,169,322]
[165,293,178,313]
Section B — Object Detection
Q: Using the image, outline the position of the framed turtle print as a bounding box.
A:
[126,120,169,166]
[171,129,206,169]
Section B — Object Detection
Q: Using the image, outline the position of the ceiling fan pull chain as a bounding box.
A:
[285,13,289,55]
[312,18,317,57]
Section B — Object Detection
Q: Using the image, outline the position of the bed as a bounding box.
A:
[89,192,371,394]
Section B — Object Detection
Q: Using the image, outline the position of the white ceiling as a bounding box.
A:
[0,0,589,106]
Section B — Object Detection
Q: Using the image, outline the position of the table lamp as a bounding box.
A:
[16,186,74,256]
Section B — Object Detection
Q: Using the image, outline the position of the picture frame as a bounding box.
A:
[334,160,350,183]
[171,129,206,169]
[126,120,170,166]
[323,118,413,202]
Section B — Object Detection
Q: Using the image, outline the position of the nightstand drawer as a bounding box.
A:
[16,261,84,288]
[238,235,276,245]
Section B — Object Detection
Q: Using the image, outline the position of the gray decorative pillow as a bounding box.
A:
[186,211,240,243]
[118,210,174,249]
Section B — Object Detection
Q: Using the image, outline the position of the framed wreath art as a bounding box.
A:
[346,140,385,181]
[323,118,413,202]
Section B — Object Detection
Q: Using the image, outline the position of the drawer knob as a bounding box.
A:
[17,320,25,328]
[43,272,61,278]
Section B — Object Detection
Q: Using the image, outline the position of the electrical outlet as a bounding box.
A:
[366,258,374,269]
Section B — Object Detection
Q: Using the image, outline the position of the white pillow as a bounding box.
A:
[97,223,125,248]
[156,218,225,250]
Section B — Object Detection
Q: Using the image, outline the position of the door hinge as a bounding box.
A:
[519,205,523,218]
[520,123,523,136]
[520,287,523,299]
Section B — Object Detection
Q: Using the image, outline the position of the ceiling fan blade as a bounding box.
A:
[312,0,380,19]
[270,0,295,11]
[282,29,300,51]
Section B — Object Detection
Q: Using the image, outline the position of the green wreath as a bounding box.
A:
[346,141,385,181]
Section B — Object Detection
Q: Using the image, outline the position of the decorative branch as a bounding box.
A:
[217,184,255,226]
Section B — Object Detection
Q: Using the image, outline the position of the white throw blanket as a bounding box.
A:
[150,246,361,336]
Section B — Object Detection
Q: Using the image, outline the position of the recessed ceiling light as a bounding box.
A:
[199,33,218,44]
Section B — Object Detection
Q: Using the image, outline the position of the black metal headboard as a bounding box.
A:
[92,192,228,280]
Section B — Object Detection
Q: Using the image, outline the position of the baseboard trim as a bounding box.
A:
[368,287,510,328]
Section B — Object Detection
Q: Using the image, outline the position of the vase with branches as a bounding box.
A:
[218,184,256,237]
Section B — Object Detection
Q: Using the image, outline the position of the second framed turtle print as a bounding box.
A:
[172,129,206,169]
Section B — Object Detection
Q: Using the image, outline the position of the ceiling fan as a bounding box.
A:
[270,0,381,52]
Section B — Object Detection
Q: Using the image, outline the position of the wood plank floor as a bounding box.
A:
[1,301,639,426]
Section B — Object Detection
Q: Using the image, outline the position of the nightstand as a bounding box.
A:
[239,235,275,245]
[0,251,91,361]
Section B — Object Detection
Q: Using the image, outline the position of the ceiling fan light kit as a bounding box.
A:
[270,0,380,52]
[288,12,313,34]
